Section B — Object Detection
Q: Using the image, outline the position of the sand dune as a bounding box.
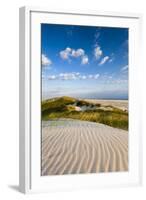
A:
[41,119,128,175]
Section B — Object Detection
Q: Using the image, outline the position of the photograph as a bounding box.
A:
[41,23,128,176]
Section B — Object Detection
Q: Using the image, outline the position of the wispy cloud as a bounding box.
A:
[94,31,100,41]
[98,56,109,65]
[93,28,101,46]
[94,46,103,60]
[121,65,128,72]
[48,72,100,81]
[108,58,113,63]
[108,53,115,63]
[42,54,52,66]
[59,47,89,65]
[59,73,77,80]
[48,75,56,80]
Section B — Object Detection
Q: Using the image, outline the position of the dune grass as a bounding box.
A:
[42,96,128,130]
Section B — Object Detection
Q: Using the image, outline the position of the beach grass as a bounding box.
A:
[42,96,128,130]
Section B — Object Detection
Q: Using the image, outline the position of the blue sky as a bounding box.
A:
[41,24,128,100]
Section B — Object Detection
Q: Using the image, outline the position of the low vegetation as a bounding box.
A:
[42,96,128,130]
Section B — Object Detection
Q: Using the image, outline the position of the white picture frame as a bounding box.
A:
[19,6,143,194]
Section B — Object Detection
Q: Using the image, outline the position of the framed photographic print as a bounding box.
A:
[19,7,142,193]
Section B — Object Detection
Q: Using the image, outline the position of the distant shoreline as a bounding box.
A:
[82,98,128,101]
[42,96,128,101]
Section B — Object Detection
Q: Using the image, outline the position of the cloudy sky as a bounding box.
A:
[41,24,128,100]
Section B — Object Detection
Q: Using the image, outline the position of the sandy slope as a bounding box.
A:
[41,119,128,175]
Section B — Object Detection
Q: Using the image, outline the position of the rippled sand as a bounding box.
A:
[41,119,128,175]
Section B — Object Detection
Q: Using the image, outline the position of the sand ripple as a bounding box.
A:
[41,119,128,175]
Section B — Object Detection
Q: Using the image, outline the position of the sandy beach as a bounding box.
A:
[84,99,128,111]
[41,118,128,175]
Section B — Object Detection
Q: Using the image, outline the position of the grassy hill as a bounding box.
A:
[41,96,128,130]
[42,96,76,112]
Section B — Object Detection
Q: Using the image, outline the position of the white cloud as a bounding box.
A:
[88,74,100,80]
[59,73,77,80]
[88,74,93,79]
[94,46,103,60]
[42,54,52,66]
[80,75,87,80]
[59,47,88,65]
[71,48,85,57]
[59,47,71,60]
[48,75,56,80]
[94,74,100,79]
[75,72,80,76]
[81,55,89,65]
[48,72,100,81]
[121,65,128,72]
[99,56,109,66]
[66,47,72,52]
